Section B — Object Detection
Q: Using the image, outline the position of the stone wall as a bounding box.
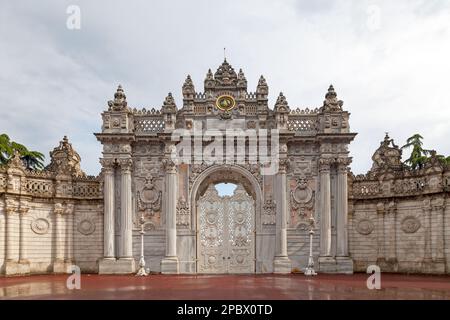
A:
[348,135,450,274]
[0,137,103,276]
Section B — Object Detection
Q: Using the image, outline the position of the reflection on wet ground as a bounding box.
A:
[0,273,449,300]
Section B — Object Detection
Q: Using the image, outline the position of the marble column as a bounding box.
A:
[5,203,18,266]
[273,159,291,273]
[319,158,332,257]
[65,203,74,265]
[53,203,66,273]
[103,165,115,259]
[119,159,133,259]
[431,199,445,272]
[161,159,179,273]
[336,160,349,257]
[335,159,353,273]
[422,200,432,270]
[18,203,30,272]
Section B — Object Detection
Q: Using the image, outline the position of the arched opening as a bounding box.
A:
[190,165,263,274]
[214,183,237,197]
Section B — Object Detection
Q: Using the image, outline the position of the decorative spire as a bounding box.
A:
[258,75,267,87]
[323,84,343,111]
[238,68,246,80]
[107,85,128,111]
[182,75,195,99]
[206,69,213,80]
[237,68,247,89]
[214,59,238,86]
[256,75,268,99]
[274,92,290,113]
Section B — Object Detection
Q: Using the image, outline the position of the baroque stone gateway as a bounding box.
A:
[1,60,449,275]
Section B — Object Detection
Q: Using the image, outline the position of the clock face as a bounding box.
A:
[216,95,236,111]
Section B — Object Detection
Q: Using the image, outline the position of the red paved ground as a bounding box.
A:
[0,273,449,300]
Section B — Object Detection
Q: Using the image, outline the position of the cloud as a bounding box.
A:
[1,0,449,175]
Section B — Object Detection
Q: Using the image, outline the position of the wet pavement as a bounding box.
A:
[0,273,449,300]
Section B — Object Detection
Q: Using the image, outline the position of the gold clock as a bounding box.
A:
[216,95,236,112]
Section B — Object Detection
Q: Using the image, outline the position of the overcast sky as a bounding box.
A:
[1,0,449,176]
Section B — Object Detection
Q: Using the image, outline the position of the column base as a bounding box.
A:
[99,258,136,274]
[5,260,30,276]
[53,260,74,274]
[335,256,354,274]
[161,256,179,274]
[318,256,354,273]
[273,256,292,274]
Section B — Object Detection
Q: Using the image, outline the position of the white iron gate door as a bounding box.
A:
[197,184,255,274]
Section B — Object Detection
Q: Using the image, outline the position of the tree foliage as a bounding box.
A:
[0,134,45,170]
[401,133,450,169]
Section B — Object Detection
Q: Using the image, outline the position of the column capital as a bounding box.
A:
[54,202,64,215]
[278,158,289,174]
[19,205,30,215]
[319,157,333,173]
[5,198,18,215]
[118,158,133,172]
[336,157,352,173]
[100,158,116,170]
[163,158,177,174]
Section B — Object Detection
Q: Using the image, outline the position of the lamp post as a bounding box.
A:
[304,217,317,276]
[136,213,148,276]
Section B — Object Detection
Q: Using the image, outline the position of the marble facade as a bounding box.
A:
[0,60,448,276]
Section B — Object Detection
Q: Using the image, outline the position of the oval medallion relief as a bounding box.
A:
[31,218,50,235]
[356,219,374,235]
[77,219,96,235]
[401,216,421,234]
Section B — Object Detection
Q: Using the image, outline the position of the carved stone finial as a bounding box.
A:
[323,84,344,112]
[8,150,25,170]
[182,75,195,99]
[107,85,128,111]
[237,68,247,88]
[162,92,177,113]
[274,92,290,113]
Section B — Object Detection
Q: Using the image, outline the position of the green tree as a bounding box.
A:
[401,134,431,170]
[0,133,45,170]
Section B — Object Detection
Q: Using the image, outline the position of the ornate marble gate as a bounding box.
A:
[197,184,255,274]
